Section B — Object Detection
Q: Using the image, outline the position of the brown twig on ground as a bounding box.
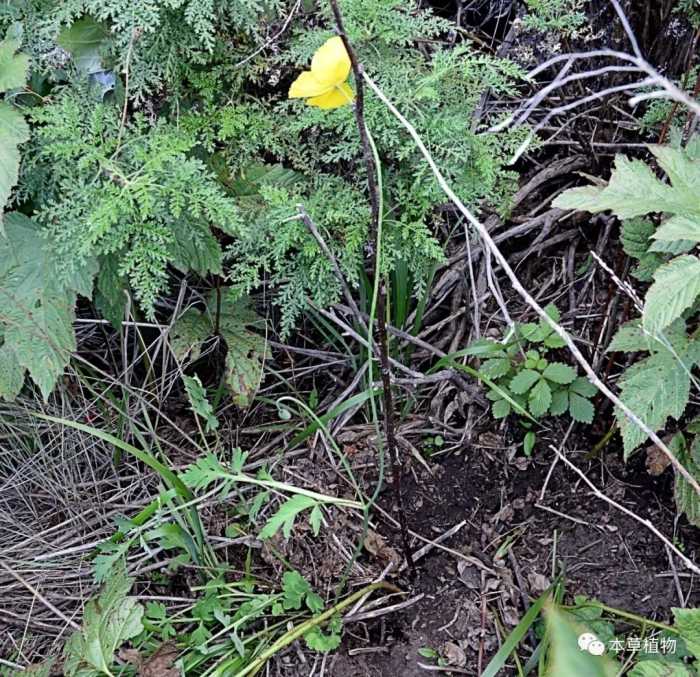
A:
[328,0,415,577]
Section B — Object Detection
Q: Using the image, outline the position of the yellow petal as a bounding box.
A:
[289,70,332,99]
[307,82,354,109]
[310,36,351,88]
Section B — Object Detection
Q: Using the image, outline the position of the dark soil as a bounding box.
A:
[324,430,700,676]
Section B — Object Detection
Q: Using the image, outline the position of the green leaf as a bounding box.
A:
[674,435,700,528]
[570,376,597,398]
[57,17,110,74]
[183,374,219,432]
[281,570,311,610]
[0,102,29,222]
[569,392,594,424]
[607,321,654,353]
[170,308,211,362]
[0,343,23,399]
[653,215,700,243]
[543,362,577,385]
[213,292,266,407]
[523,431,536,456]
[510,369,541,394]
[0,25,29,93]
[304,622,342,653]
[170,291,267,407]
[260,494,317,539]
[621,218,656,260]
[528,378,552,417]
[0,214,92,400]
[309,504,322,536]
[616,332,697,456]
[673,607,700,660]
[643,256,700,334]
[545,604,619,677]
[480,357,512,378]
[63,565,144,676]
[553,153,687,219]
[520,322,546,342]
[492,398,511,419]
[550,388,569,416]
[629,662,696,677]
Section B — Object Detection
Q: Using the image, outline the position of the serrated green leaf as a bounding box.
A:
[543,362,577,384]
[492,398,511,419]
[553,154,683,219]
[529,378,552,417]
[544,334,567,348]
[648,238,695,255]
[616,336,696,456]
[309,504,322,536]
[304,622,342,653]
[0,342,23,399]
[480,357,512,378]
[569,392,594,424]
[211,292,266,407]
[0,214,92,400]
[673,607,700,660]
[550,389,569,416]
[643,256,700,334]
[570,376,597,398]
[170,308,211,362]
[0,26,29,93]
[520,322,545,342]
[63,565,144,676]
[510,369,541,394]
[0,102,29,222]
[621,218,656,259]
[607,321,654,353]
[653,214,700,243]
[260,494,317,540]
[674,435,700,528]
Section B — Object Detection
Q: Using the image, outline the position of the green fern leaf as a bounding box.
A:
[643,255,700,334]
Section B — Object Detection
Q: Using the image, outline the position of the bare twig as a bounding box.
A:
[361,71,700,499]
[551,446,700,576]
[0,560,80,631]
[328,0,415,576]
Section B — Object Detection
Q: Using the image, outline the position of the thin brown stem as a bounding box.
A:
[328,0,415,576]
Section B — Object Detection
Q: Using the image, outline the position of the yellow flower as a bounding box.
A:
[288,36,354,109]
